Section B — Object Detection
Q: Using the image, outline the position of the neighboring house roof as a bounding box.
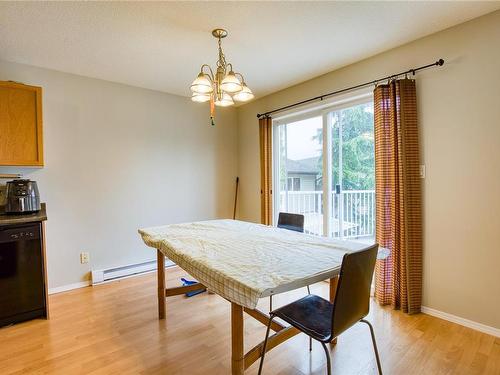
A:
[286,157,320,175]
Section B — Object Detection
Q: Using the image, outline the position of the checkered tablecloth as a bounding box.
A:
[139,220,367,309]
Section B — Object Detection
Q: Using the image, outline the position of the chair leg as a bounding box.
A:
[269,295,273,312]
[361,319,382,375]
[258,316,274,375]
[320,342,332,375]
[305,286,311,352]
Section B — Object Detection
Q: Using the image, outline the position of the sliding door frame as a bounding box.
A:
[272,89,374,235]
[322,112,332,237]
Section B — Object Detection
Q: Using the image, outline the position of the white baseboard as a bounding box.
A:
[421,306,500,338]
[48,281,91,295]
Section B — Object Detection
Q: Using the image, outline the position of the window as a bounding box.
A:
[275,115,323,235]
[287,177,301,191]
[273,93,375,244]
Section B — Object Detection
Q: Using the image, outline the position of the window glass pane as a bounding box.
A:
[293,178,301,191]
[330,102,375,243]
[277,116,323,235]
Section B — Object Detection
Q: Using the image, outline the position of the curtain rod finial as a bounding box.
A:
[438,59,444,66]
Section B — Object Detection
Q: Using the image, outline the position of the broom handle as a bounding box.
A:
[233,177,239,220]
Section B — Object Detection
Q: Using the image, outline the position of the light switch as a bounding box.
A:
[419,165,426,179]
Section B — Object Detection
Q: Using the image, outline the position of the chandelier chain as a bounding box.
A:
[217,36,227,70]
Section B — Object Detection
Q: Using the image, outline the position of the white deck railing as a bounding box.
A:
[279,190,375,239]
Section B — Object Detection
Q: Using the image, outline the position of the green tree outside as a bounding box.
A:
[313,103,374,191]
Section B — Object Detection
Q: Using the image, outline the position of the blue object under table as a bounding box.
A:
[181,278,207,297]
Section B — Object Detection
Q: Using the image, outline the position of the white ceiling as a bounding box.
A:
[0,2,499,99]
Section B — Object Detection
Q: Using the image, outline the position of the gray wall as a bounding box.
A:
[236,11,500,329]
[0,60,238,289]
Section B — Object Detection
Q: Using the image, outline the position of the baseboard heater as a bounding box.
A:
[91,258,175,285]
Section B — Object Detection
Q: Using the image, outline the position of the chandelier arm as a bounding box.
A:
[234,72,246,84]
[200,64,215,81]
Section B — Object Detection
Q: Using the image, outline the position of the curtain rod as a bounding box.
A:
[256,58,444,119]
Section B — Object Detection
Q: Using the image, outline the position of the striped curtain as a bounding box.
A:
[259,117,273,225]
[374,79,423,314]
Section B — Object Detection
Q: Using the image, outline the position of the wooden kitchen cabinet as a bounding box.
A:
[0,81,44,166]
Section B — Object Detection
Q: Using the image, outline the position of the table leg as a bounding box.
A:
[157,250,166,320]
[330,276,339,345]
[231,303,244,375]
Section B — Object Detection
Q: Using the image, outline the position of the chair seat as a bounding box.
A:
[272,294,333,342]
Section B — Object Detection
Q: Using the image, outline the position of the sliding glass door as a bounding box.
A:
[330,101,375,242]
[274,116,324,235]
[273,95,375,243]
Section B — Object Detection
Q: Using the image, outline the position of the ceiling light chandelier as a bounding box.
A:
[190,28,254,126]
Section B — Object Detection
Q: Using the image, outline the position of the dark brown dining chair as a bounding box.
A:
[275,212,313,349]
[277,212,305,233]
[274,212,311,303]
[276,212,308,294]
[258,244,382,375]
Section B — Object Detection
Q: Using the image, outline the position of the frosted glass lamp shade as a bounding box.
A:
[233,84,254,102]
[214,92,234,107]
[191,93,211,103]
[220,71,242,93]
[190,73,213,94]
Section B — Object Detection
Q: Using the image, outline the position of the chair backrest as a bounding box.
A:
[277,212,304,233]
[331,244,378,338]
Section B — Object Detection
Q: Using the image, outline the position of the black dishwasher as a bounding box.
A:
[0,223,46,327]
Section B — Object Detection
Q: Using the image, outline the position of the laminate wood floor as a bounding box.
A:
[0,267,498,374]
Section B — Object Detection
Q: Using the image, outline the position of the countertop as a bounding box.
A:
[0,203,47,226]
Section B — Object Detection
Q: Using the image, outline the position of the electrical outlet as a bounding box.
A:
[80,252,90,264]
